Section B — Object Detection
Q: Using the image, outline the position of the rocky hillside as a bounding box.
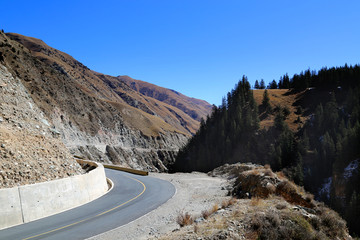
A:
[158,163,352,240]
[0,50,83,188]
[1,32,212,172]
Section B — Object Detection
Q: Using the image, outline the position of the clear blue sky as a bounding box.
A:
[1,0,359,105]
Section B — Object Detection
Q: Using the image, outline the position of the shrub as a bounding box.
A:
[211,203,219,213]
[282,106,291,118]
[177,212,193,227]
[296,106,303,115]
[201,209,210,219]
[319,209,347,238]
[251,210,316,240]
[250,197,261,206]
[221,197,237,209]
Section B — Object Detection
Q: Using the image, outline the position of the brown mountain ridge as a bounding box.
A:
[1,32,212,171]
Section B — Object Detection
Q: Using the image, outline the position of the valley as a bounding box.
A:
[0,29,359,239]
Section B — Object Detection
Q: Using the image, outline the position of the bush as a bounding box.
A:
[319,209,347,239]
[283,106,291,118]
[296,106,303,115]
[177,212,193,227]
[201,209,210,219]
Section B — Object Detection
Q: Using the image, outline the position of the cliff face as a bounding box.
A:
[3,32,211,171]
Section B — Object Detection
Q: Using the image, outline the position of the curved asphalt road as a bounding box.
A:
[0,169,175,240]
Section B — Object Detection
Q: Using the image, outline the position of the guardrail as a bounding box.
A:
[103,164,149,176]
[74,155,149,176]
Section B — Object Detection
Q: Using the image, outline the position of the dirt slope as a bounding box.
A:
[0,33,83,188]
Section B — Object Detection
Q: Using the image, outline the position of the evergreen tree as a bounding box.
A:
[254,80,260,89]
[260,79,266,89]
[283,73,290,88]
[268,80,278,89]
[261,89,272,113]
[172,76,260,172]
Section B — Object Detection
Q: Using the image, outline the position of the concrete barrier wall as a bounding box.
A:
[0,160,108,230]
[0,187,23,229]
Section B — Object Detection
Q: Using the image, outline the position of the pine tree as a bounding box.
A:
[268,80,278,89]
[283,73,290,88]
[262,89,272,113]
[260,79,266,89]
[254,80,260,89]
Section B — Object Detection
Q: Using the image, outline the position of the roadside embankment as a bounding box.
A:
[0,160,108,230]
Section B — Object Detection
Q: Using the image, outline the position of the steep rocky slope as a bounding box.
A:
[2,32,211,171]
[0,49,83,188]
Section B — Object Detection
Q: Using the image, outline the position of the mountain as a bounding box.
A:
[1,32,212,172]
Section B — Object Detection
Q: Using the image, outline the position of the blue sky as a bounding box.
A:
[1,0,359,105]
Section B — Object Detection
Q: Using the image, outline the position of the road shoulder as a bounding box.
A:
[87,172,229,240]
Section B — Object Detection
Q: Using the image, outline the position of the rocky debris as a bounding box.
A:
[210,163,315,208]
[0,60,83,188]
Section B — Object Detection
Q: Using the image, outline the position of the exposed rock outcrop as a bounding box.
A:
[0,60,83,188]
[210,163,315,208]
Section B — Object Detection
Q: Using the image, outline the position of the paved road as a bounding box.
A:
[0,169,175,240]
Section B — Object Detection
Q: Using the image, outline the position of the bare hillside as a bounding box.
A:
[2,32,212,172]
[0,34,83,187]
[253,89,307,131]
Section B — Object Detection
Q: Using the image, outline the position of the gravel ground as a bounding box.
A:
[87,172,230,240]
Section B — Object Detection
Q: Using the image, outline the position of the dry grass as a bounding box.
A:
[163,196,350,240]
[200,198,238,220]
[201,209,210,219]
[253,89,307,131]
[276,171,287,180]
[211,203,219,213]
[263,168,275,177]
[193,224,199,233]
[176,212,193,227]
[221,197,237,209]
[279,180,298,194]
[250,197,262,206]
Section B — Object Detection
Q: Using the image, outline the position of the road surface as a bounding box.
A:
[0,169,175,240]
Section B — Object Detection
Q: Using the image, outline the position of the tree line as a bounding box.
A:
[254,64,360,91]
[171,64,360,236]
